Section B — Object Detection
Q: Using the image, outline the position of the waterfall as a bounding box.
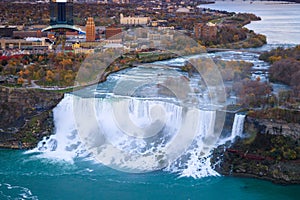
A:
[230,114,246,140]
[27,94,241,178]
[26,95,89,163]
[165,110,220,178]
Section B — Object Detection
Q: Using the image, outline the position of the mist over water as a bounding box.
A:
[27,64,234,178]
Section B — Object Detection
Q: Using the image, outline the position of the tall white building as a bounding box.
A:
[120,13,150,25]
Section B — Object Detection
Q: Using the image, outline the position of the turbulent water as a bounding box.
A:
[0,65,251,200]
[1,148,299,200]
[26,65,234,178]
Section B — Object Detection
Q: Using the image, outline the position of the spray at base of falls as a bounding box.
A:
[27,94,246,178]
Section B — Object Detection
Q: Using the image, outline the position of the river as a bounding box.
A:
[1,1,300,200]
[1,68,298,199]
[200,0,300,44]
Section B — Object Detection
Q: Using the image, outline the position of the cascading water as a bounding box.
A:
[165,110,220,178]
[26,62,246,178]
[26,94,89,163]
[230,114,246,140]
[28,93,246,178]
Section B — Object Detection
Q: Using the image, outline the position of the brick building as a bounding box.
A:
[13,30,47,39]
[105,26,122,40]
[86,17,96,42]
[194,22,218,42]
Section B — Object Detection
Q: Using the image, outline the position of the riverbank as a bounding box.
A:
[0,86,64,149]
[0,50,181,149]
[212,109,300,185]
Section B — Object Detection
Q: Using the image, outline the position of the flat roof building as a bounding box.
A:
[50,0,74,26]
[0,38,49,50]
[0,26,18,38]
[120,13,150,26]
[13,30,48,39]
[105,26,122,40]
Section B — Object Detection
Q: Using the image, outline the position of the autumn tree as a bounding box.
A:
[233,78,272,108]
[17,77,24,85]
[45,70,55,83]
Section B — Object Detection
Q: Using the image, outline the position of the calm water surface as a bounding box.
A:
[200,0,300,44]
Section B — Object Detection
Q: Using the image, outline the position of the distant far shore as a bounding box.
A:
[213,0,300,3]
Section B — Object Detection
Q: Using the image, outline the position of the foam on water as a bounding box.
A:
[165,110,220,178]
[0,183,38,200]
[27,93,246,178]
[26,94,89,163]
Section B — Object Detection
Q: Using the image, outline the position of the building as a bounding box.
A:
[0,38,49,50]
[43,0,84,34]
[176,7,190,13]
[74,48,94,54]
[13,30,48,39]
[120,13,150,25]
[151,20,168,27]
[105,26,122,40]
[85,17,96,42]
[50,0,74,26]
[194,22,217,42]
[72,42,80,49]
[112,0,130,3]
[102,43,127,52]
[157,26,175,31]
[0,26,18,38]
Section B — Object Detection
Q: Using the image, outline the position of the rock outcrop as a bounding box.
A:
[0,86,64,149]
[212,113,300,184]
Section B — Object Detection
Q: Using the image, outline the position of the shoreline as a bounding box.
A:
[212,112,300,185]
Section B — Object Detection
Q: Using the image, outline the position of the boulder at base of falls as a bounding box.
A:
[0,86,64,149]
[211,112,300,185]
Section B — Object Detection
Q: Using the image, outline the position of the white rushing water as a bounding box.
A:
[28,94,246,178]
[26,95,88,163]
[230,114,246,141]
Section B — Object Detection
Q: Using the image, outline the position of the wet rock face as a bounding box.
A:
[0,86,64,149]
[245,116,300,141]
[211,115,300,185]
